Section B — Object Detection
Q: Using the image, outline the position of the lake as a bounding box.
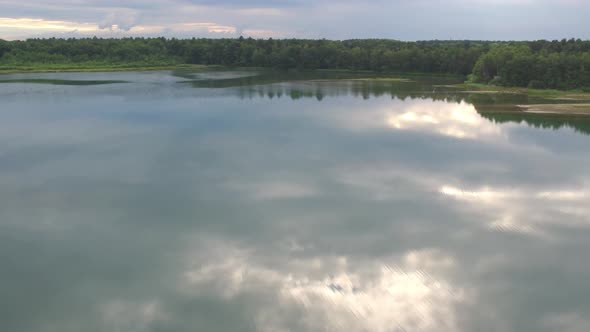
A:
[1,70,590,332]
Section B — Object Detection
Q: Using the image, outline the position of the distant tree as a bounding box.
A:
[3,37,590,89]
[0,39,9,58]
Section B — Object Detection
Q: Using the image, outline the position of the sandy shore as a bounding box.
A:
[517,104,590,115]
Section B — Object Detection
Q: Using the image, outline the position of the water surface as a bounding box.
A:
[1,70,590,332]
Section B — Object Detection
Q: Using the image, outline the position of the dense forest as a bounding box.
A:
[1,37,590,89]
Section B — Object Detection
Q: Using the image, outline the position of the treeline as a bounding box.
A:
[1,37,589,89]
[472,41,590,89]
[0,38,484,75]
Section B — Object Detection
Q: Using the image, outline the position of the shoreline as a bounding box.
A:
[2,66,590,116]
[0,65,465,77]
[0,64,210,75]
[444,83,590,99]
[517,104,590,115]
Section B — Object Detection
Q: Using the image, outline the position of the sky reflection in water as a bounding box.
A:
[1,71,590,332]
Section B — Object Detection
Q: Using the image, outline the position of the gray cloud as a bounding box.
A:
[97,12,139,31]
[0,0,589,40]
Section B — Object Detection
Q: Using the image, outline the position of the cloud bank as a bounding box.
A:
[0,0,588,40]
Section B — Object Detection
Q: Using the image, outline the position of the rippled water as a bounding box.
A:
[1,70,590,332]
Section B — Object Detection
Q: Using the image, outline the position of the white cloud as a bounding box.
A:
[0,16,243,39]
[0,17,97,32]
[98,11,139,31]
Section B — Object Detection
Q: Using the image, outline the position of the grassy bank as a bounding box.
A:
[445,83,590,115]
[446,82,590,100]
[518,104,590,115]
[0,63,209,74]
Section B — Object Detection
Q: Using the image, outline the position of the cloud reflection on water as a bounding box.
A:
[385,101,505,140]
[439,183,590,237]
[183,239,467,332]
[2,72,590,332]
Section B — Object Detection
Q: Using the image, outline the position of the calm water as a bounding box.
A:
[1,70,590,332]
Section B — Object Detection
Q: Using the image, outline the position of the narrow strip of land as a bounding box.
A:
[518,104,590,115]
[0,64,208,75]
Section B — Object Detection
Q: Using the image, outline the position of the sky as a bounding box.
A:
[0,0,589,40]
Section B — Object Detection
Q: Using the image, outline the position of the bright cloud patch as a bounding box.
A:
[386,101,506,140]
[183,240,468,332]
[0,17,97,32]
[0,17,242,39]
[439,184,590,236]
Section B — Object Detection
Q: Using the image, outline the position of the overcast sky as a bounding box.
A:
[0,0,589,40]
